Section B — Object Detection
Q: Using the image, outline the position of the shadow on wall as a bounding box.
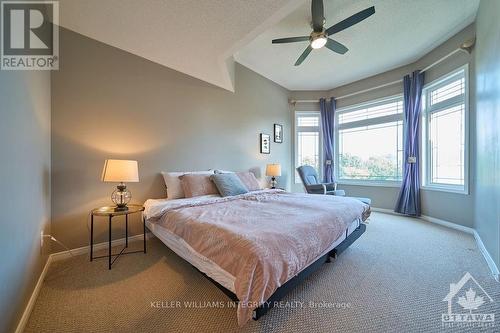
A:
[249,166,261,178]
[51,130,289,249]
[51,132,167,250]
[53,118,168,156]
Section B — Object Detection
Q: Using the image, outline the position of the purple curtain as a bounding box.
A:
[395,70,425,216]
[320,97,336,183]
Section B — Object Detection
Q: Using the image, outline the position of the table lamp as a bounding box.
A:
[101,159,139,211]
[266,163,281,189]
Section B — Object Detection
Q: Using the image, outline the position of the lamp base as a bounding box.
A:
[270,177,277,189]
[111,182,132,211]
[114,205,129,212]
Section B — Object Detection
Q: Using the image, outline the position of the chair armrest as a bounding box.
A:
[323,182,337,191]
[325,190,346,196]
[305,184,326,194]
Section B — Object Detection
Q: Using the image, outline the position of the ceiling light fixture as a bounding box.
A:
[272,1,376,66]
[310,31,327,49]
[311,36,327,49]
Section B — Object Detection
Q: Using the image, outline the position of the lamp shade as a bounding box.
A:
[266,163,282,177]
[101,159,139,183]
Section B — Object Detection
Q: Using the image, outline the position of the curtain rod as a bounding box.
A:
[289,48,464,105]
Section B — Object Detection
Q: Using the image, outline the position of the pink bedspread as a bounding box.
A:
[152,190,370,325]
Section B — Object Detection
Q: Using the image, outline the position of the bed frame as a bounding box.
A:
[196,222,367,320]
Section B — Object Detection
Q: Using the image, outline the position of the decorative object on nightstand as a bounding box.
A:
[101,159,139,211]
[266,163,281,189]
[90,204,146,270]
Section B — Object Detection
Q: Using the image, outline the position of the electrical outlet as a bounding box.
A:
[40,230,44,248]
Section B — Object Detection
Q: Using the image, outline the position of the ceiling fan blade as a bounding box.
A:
[326,6,375,35]
[295,45,313,66]
[311,0,324,32]
[272,36,310,44]
[325,38,348,54]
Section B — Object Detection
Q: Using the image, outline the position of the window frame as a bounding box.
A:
[294,111,323,184]
[334,95,404,187]
[421,64,469,194]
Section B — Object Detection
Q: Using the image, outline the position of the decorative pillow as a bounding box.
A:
[213,169,233,174]
[236,172,261,191]
[210,173,249,197]
[179,174,219,198]
[161,171,213,199]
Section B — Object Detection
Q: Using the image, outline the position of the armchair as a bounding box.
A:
[296,165,345,196]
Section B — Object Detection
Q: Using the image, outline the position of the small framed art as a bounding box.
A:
[260,133,270,154]
[274,124,283,143]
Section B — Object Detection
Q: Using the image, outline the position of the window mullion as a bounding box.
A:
[297,126,320,132]
[427,95,464,114]
[338,114,403,130]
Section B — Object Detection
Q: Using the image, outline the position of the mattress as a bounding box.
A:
[144,190,369,326]
[146,215,361,294]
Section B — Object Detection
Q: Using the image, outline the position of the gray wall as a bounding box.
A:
[0,70,51,332]
[291,24,476,227]
[51,28,292,249]
[474,0,500,268]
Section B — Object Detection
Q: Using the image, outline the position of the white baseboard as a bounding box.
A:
[371,207,499,281]
[473,230,500,282]
[14,255,53,333]
[370,207,401,216]
[14,233,153,333]
[51,232,154,262]
[419,214,475,234]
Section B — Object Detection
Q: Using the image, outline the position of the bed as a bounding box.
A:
[144,189,370,326]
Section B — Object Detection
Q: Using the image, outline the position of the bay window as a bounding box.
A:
[293,66,468,192]
[336,97,404,184]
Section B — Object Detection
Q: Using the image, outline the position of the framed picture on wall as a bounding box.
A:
[274,124,283,143]
[260,133,271,154]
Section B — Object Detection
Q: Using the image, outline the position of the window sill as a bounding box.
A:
[421,185,469,195]
[336,180,401,188]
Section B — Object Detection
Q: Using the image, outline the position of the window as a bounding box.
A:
[336,97,404,184]
[294,112,321,183]
[422,66,468,193]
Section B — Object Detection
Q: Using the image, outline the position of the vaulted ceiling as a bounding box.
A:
[57,0,479,92]
[235,0,479,90]
[57,0,305,91]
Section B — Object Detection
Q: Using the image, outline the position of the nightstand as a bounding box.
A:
[90,204,146,269]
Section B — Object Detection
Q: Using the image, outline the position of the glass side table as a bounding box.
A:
[90,204,146,269]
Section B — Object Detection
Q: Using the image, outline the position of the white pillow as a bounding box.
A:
[161,171,213,199]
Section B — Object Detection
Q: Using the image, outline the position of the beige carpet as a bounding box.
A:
[25,213,499,333]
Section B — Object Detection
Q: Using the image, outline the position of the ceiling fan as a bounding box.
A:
[272,0,375,66]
